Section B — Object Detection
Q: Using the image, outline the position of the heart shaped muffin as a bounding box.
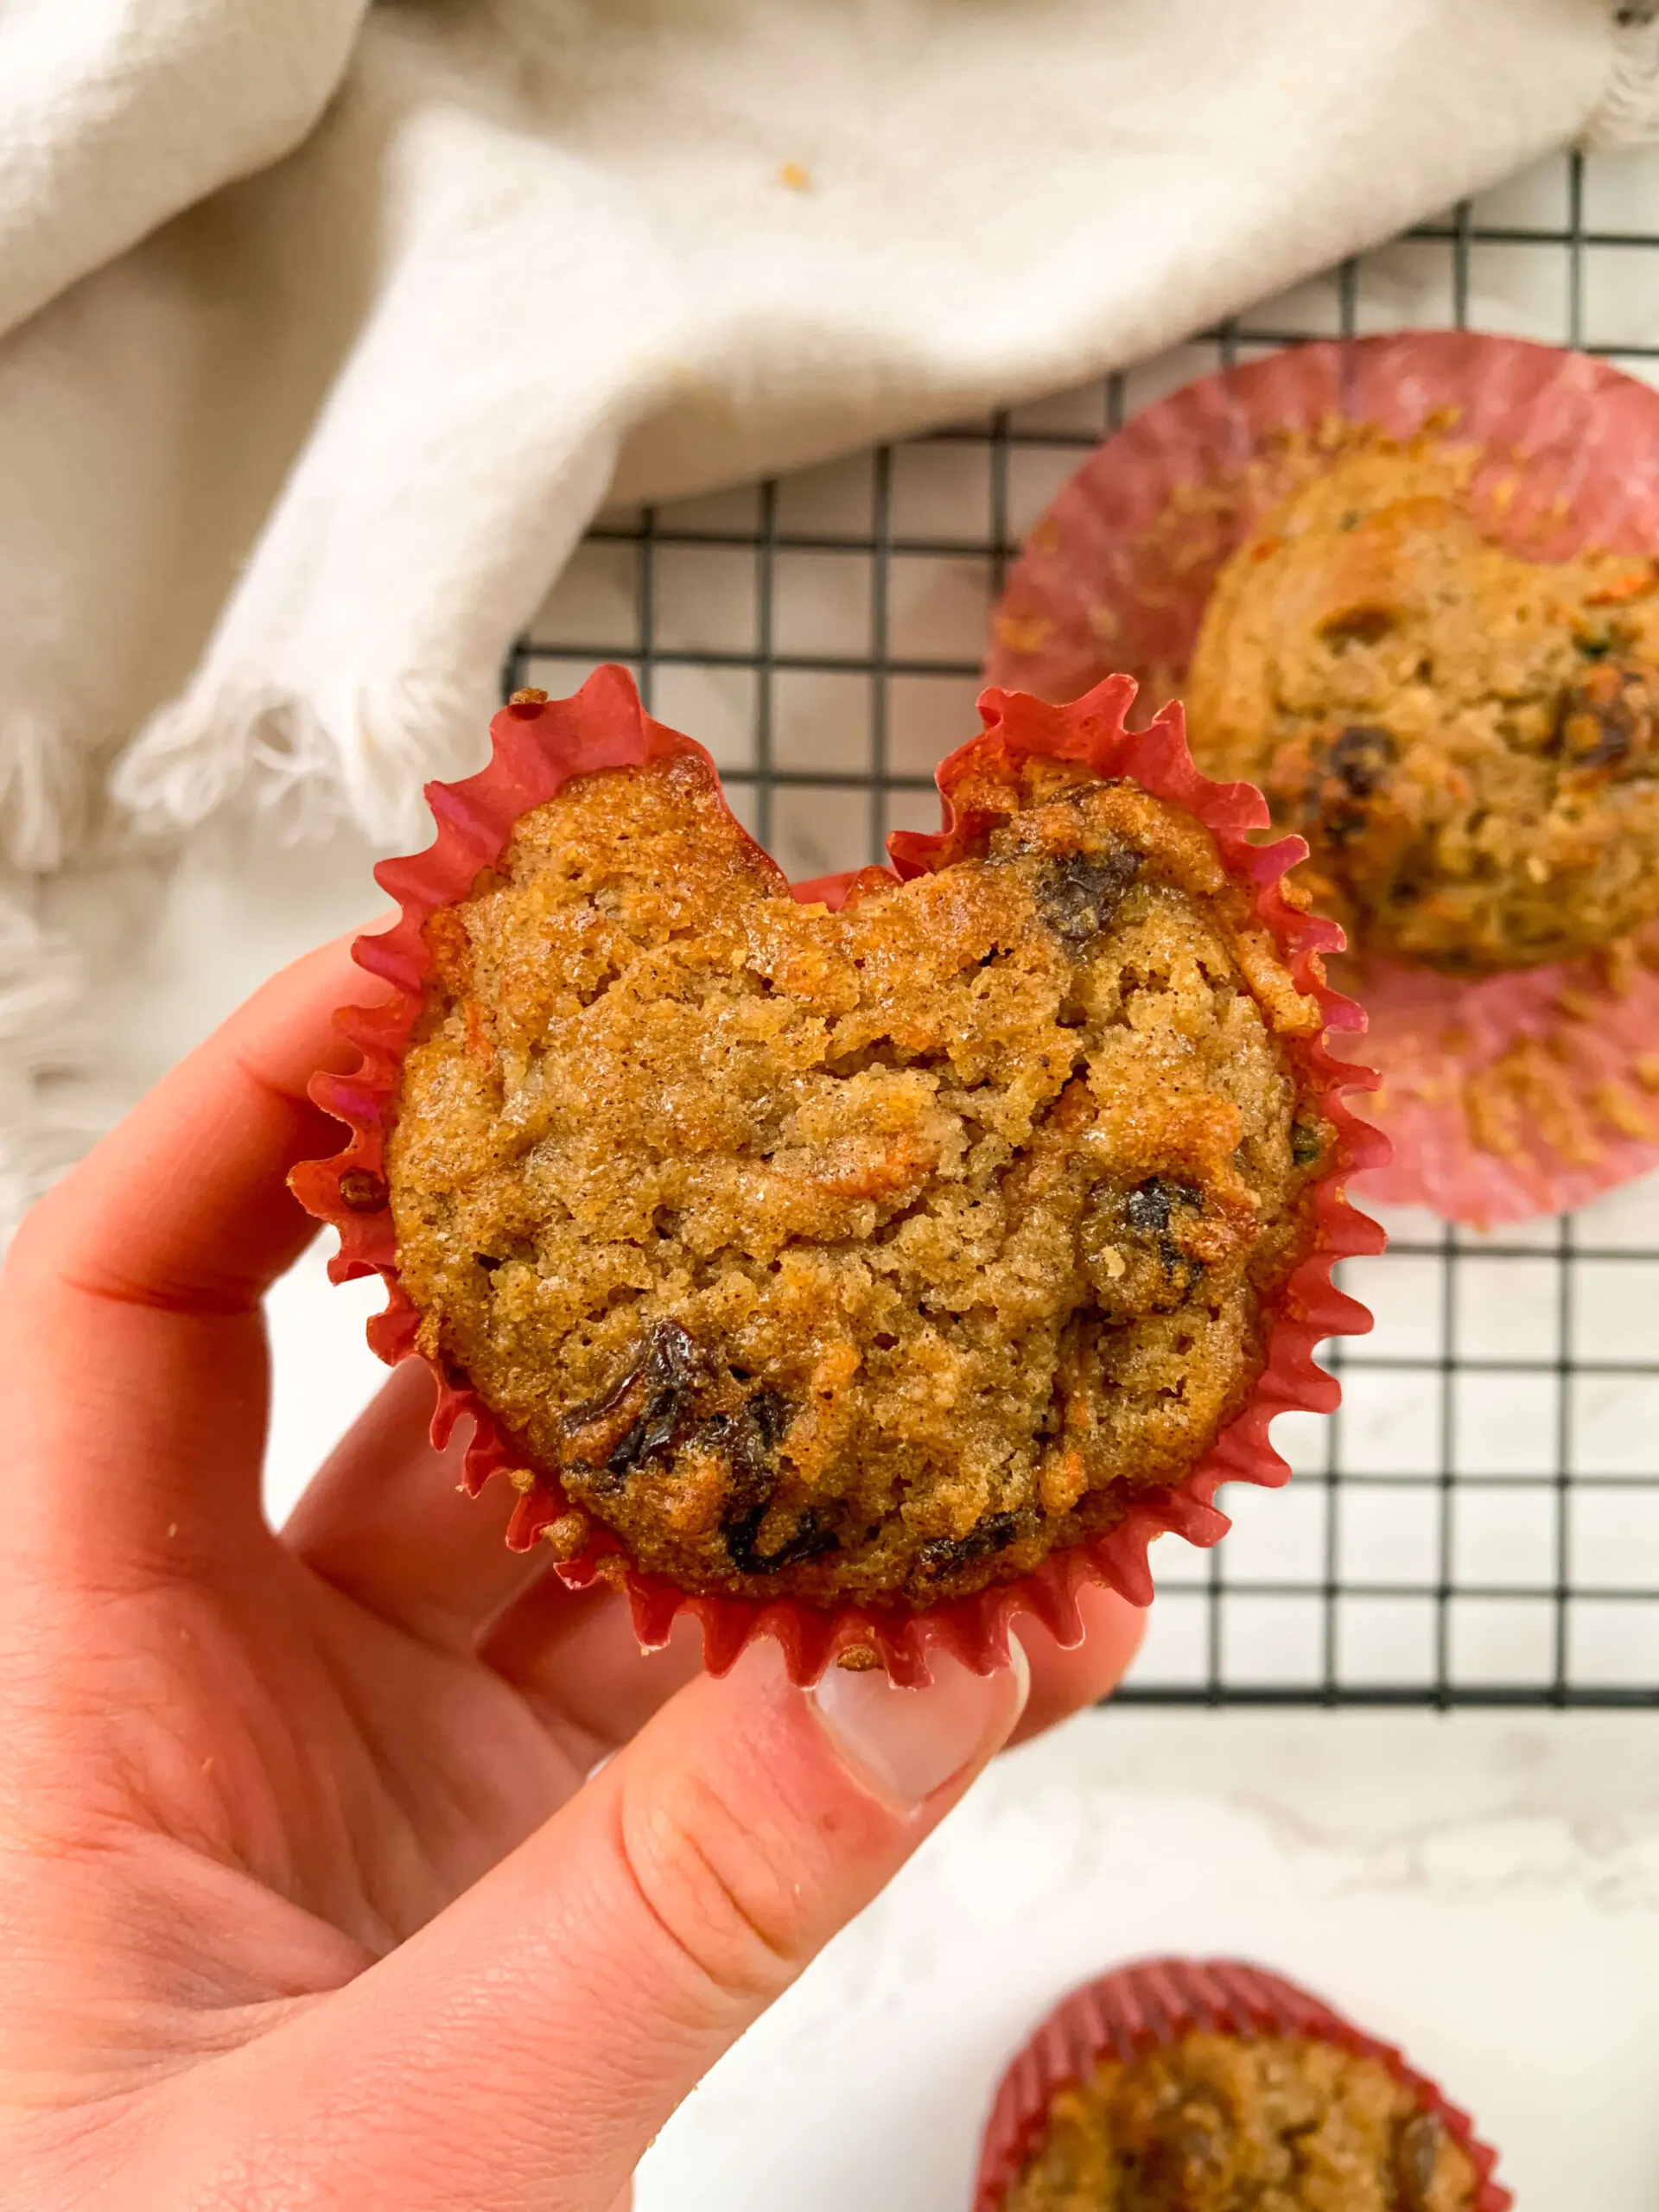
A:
[296,668,1378,1673]
[391,747,1324,1606]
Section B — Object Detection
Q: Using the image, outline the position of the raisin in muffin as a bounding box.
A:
[1007,2035,1478,2212]
[1184,443,1659,973]
[386,744,1333,1610]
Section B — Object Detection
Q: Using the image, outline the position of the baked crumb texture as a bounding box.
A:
[392,741,1334,1609]
[976,1961,1509,2212]
[295,668,1380,1674]
[1185,442,1659,975]
[1008,2040,1477,2212]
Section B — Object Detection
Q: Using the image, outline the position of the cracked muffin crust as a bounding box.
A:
[386,743,1334,1611]
[1007,2035,1478,2212]
[1185,442,1659,973]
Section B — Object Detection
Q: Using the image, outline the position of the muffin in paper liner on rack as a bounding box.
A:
[290,664,1381,1686]
[974,1955,1511,2211]
[988,331,1659,1224]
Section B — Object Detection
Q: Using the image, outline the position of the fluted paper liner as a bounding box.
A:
[291,664,1382,1686]
[974,1955,1510,2211]
[988,330,1659,1224]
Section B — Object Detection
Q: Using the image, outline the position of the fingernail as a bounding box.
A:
[809,1642,1030,1810]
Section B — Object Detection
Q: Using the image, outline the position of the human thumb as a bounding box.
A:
[213,1636,1028,2211]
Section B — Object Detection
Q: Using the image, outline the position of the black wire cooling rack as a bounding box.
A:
[510,149,1659,1710]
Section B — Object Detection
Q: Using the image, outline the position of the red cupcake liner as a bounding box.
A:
[1349,944,1659,1225]
[290,663,1383,1688]
[987,330,1659,1224]
[974,1955,1511,2212]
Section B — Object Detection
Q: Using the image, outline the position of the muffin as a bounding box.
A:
[296,665,1379,1676]
[976,1959,1510,2212]
[1008,2037,1477,2210]
[1183,442,1659,975]
[389,724,1335,1609]
[985,331,1659,1224]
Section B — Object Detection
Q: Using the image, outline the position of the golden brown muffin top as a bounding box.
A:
[1007,2033,1478,2212]
[387,747,1332,1608]
[1185,442,1659,972]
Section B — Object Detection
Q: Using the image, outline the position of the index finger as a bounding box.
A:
[0,933,383,1568]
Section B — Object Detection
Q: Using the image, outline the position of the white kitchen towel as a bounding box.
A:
[0,0,1655,1224]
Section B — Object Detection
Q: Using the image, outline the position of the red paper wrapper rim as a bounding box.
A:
[289,663,1384,1688]
[973,1955,1511,2212]
[987,330,1659,1225]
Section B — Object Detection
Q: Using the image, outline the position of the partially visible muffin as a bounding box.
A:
[1007,2032,1478,2212]
[386,742,1335,1611]
[1185,443,1659,972]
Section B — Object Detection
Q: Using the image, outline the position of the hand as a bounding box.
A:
[0,938,1143,2212]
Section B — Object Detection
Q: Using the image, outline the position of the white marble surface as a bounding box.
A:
[637,1709,1659,2209]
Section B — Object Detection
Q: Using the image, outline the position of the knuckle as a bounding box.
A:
[618,1767,819,2017]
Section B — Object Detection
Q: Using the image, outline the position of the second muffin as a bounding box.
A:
[1184,440,1659,975]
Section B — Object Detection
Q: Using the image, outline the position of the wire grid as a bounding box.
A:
[512,148,1659,1710]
